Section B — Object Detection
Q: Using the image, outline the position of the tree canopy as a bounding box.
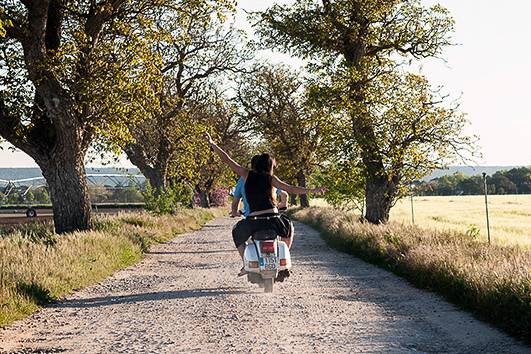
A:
[0,0,232,232]
[237,64,333,206]
[255,0,476,223]
[0,0,489,230]
[121,1,250,196]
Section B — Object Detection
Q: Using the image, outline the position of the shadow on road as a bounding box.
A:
[147,249,235,255]
[53,288,246,309]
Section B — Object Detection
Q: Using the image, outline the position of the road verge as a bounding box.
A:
[290,206,530,343]
[0,208,223,327]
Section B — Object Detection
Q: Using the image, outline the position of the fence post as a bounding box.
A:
[482,172,491,244]
[410,194,415,225]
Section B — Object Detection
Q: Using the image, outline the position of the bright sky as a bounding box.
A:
[1,0,530,167]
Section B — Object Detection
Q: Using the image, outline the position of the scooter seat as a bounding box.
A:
[252,229,278,240]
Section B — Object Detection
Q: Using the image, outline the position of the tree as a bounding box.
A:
[256,0,475,223]
[0,1,162,232]
[456,175,482,195]
[435,173,466,195]
[489,172,517,195]
[237,64,332,207]
[503,167,531,194]
[363,71,475,204]
[0,8,10,38]
[122,2,249,195]
[193,89,252,207]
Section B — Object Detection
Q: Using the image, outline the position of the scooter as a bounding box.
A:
[243,228,292,293]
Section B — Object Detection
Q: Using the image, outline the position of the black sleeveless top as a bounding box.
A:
[245,170,275,213]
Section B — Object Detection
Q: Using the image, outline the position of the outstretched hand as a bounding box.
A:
[203,132,214,145]
[312,186,328,195]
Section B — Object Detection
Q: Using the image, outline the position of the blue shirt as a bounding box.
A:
[234,176,283,217]
[234,177,250,217]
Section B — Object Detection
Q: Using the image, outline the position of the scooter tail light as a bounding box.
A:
[249,261,259,268]
[260,241,276,254]
[280,259,287,266]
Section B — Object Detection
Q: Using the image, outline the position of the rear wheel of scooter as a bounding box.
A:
[264,278,274,293]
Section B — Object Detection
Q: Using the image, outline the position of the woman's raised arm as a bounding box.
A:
[272,175,327,196]
[204,133,248,178]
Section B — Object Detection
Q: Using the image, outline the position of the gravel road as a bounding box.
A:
[0,217,528,353]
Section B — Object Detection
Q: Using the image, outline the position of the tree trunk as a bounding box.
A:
[289,194,297,206]
[124,144,168,194]
[364,176,393,224]
[347,81,396,224]
[296,171,310,208]
[196,188,211,208]
[39,154,92,234]
[144,168,167,194]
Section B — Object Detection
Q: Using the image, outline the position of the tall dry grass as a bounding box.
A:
[0,208,222,327]
[291,207,531,342]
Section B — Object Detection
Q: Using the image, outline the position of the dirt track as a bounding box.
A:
[0,217,527,353]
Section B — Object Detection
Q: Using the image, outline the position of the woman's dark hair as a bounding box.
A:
[250,155,260,170]
[254,153,276,175]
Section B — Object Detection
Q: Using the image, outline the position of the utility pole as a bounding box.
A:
[482,172,491,244]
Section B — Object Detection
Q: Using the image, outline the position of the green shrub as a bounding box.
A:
[311,162,365,211]
[465,224,481,239]
[143,182,193,215]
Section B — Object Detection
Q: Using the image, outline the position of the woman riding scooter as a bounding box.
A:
[204,133,326,277]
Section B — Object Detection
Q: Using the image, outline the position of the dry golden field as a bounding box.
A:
[312,195,531,248]
[391,195,531,248]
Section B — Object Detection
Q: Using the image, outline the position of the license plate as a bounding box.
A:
[260,256,277,270]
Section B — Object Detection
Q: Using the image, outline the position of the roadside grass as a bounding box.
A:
[291,206,531,342]
[0,208,224,327]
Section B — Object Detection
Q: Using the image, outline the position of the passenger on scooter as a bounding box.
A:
[231,155,289,217]
[231,155,258,218]
[204,133,326,276]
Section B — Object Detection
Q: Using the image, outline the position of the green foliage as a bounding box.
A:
[171,181,194,208]
[0,8,11,38]
[502,167,531,193]
[143,182,193,215]
[194,91,254,200]
[237,64,333,206]
[238,64,332,178]
[1,1,166,145]
[144,183,176,215]
[110,187,144,204]
[122,2,249,195]
[465,224,480,240]
[255,0,477,223]
[0,186,49,204]
[312,162,365,211]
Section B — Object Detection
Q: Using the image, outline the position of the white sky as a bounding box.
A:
[1,0,530,167]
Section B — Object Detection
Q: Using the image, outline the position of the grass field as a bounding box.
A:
[312,195,531,248]
[391,195,531,248]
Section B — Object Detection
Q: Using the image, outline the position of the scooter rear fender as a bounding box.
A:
[244,239,292,272]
